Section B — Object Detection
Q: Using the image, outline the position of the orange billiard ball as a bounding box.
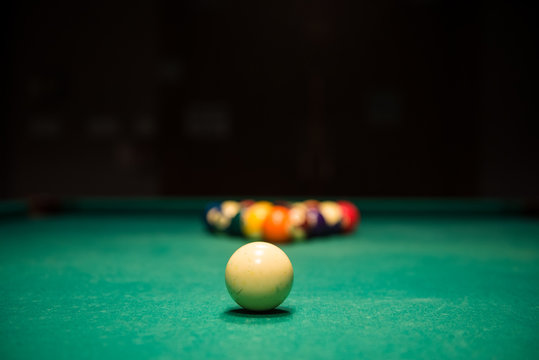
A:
[262,205,292,243]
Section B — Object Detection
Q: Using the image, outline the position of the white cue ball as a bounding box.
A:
[225,242,294,311]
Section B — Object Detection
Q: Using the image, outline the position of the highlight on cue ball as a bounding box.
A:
[225,242,294,312]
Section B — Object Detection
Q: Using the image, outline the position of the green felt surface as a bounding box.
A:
[1,208,539,359]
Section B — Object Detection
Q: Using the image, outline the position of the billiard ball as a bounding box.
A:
[305,207,327,237]
[241,201,273,239]
[303,199,320,209]
[227,201,252,236]
[203,202,222,232]
[289,202,308,241]
[221,200,241,219]
[318,201,343,235]
[225,242,294,311]
[240,199,255,208]
[214,201,242,233]
[262,205,292,243]
[228,213,241,236]
[273,200,291,207]
[214,213,232,232]
[337,200,360,233]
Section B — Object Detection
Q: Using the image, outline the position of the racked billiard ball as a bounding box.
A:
[203,202,222,232]
[241,201,273,239]
[305,207,327,237]
[228,211,244,236]
[240,199,255,208]
[338,200,360,233]
[227,200,253,236]
[273,199,291,207]
[213,200,241,233]
[303,199,320,209]
[214,214,232,232]
[225,242,294,311]
[262,205,292,243]
[289,202,308,241]
[221,200,241,219]
[318,201,343,235]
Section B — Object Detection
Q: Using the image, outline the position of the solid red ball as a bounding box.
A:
[337,201,360,233]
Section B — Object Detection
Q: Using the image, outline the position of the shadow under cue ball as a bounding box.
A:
[225,242,294,311]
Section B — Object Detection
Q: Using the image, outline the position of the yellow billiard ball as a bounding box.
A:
[241,201,273,239]
[225,242,294,311]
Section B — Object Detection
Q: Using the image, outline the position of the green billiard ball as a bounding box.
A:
[228,211,244,236]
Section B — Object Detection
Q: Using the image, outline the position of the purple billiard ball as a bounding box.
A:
[305,208,327,237]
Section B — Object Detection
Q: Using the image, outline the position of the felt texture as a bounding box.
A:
[0,207,538,359]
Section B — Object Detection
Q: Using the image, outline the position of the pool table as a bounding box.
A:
[1,198,538,359]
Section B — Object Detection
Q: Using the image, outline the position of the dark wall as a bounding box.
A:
[3,0,538,198]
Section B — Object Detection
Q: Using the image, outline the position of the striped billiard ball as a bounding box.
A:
[289,202,308,242]
[318,201,343,235]
[203,202,222,232]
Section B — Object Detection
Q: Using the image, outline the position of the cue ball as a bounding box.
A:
[225,242,294,311]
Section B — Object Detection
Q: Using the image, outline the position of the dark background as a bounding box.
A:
[2,0,538,199]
